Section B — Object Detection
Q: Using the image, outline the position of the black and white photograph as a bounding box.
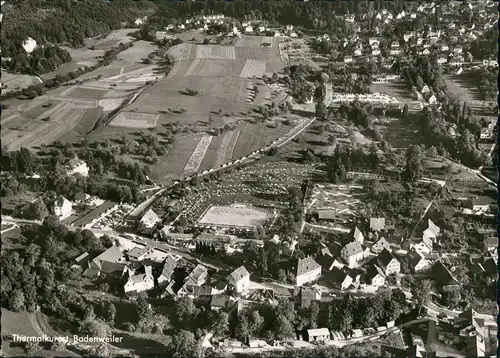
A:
[0,0,498,357]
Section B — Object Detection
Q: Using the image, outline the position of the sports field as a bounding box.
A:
[198,205,270,228]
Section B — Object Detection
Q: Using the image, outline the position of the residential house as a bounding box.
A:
[423,219,440,243]
[421,85,430,94]
[412,236,433,254]
[210,294,232,311]
[469,197,490,212]
[85,245,127,277]
[432,261,459,292]
[227,266,250,294]
[368,38,380,47]
[345,15,355,23]
[344,56,353,63]
[139,209,160,229]
[123,265,155,296]
[372,48,381,56]
[186,264,208,286]
[286,25,294,31]
[184,285,214,301]
[212,280,228,295]
[389,48,401,56]
[353,227,364,245]
[306,328,330,343]
[437,56,448,64]
[480,128,493,140]
[453,309,486,357]
[71,252,90,269]
[375,249,400,276]
[245,25,253,33]
[318,255,343,271]
[354,48,362,57]
[371,237,391,254]
[65,157,89,177]
[370,218,386,232]
[317,209,336,222]
[178,24,185,30]
[296,257,322,286]
[160,230,193,245]
[157,255,178,288]
[258,26,266,33]
[341,241,365,268]
[406,249,431,273]
[127,247,154,262]
[365,265,385,287]
[330,266,353,290]
[420,48,430,56]
[428,95,438,105]
[453,46,463,54]
[289,32,298,38]
[441,45,449,52]
[450,56,464,66]
[53,196,73,220]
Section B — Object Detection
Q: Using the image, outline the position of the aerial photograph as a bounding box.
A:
[0,0,498,357]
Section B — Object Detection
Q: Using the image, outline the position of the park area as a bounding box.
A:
[197,204,270,228]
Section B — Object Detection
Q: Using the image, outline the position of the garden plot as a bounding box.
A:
[308,184,365,220]
[98,98,126,112]
[109,112,159,129]
[198,205,270,228]
[240,60,267,78]
[187,59,247,78]
[235,37,264,48]
[22,100,62,119]
[235,47,280,61]
[63,86,109,100]
[183,135,213,174]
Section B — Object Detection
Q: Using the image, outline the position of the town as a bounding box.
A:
[0,0,497,357]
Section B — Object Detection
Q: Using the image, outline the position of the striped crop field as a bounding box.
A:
[183,136,213,175]
[184,58,204,76]
[214,129,241,167]
[211,46,236,59]
[195,46,212,58]
[240,60,267,78]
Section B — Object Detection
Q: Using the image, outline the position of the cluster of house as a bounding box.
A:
[437,308,490,357]
[328,92,401,109]
[335,2,497,69]
[73,241,253,304]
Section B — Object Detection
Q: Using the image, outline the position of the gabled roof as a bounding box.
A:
[432,261,459,287]
[331,266,351,285]
[227,266,249,283]
[160,256,178,279]
[406,249,426,268]
[189,264,208,282]
[342,241,363,256]
[54,196,70,208]
[366,264,385,280]
[376,249,398,269]
[372,236,391,250]
[140,209,159,225]
[353,227,364,243]
[318,209,336,220]
[471,197,490,206]
[66,157,85,169]
[427,219,440,235]
[297,257,321,277]
[307,328,330,337]
[75,252,90,263]
[370,218,386,231]
[93,246,123,269]
[127,247,151,260]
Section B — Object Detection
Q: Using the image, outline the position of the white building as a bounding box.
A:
[123,266,155,296]
[22,37,37,54]
[423,219,440,242]
[53,197,73,220]
[375,249,401,276]
[341,241,365,268]
[226,266,250,294]
[139,209,160,229]
[245,25,253,33]
[65,157,89,177]
[296,257,322,286]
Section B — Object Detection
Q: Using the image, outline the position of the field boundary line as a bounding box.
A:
[183,136,213,174]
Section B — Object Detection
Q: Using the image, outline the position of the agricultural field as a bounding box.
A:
[1,71,43,93]
[444,74,495,113]
[39,29,136,80]
[198,204,270,228]
[109,112,160,129]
